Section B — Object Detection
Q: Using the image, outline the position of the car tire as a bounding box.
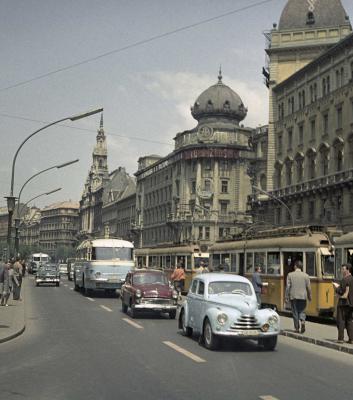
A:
[121,300,128,313]
[203,318,219,350]
[181,310,193,337]
[169,310,177,319]
[56,282,60,287]
[260,336,277,351]
[36,282,39,287]
[130,303,137,319]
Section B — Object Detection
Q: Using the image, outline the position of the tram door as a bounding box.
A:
[283,252,303,308]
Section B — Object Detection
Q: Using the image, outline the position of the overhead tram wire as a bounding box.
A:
[0,112,173,147]
[0,0,277,93]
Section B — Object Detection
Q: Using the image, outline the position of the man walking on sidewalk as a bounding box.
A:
[333,264,353,344]
[285,260,312,333]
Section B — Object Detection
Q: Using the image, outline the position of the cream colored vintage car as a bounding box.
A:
[178,273,280,350]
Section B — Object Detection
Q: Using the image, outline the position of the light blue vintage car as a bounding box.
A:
[178,273,280,350]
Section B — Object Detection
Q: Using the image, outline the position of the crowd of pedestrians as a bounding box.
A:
[0,257,25,306]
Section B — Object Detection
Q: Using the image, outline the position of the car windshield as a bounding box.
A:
[133,273,168,285]
[208,281,252,296]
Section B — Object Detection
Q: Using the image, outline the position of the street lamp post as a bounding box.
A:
[5,107,103,256]
[251,186,295,228]
[14,188,62,256]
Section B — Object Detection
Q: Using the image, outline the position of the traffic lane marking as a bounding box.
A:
[163,341,206,363]
[87,297,95,302]
[122,318,144,329]
[70,288,74,290]
[100,305,113,312]
[259,396,280,400]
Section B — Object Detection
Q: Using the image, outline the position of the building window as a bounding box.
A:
[309,201,315,220]
[275,166,282,188]
[320,148,329,176]
[310,119,316,140]
[337,107,343,130]
[220,201,228,215]
[308,154,316,180]
[336,149,343,172]
[221,180,228,193]
[275,208,281,225]
[287,129,293,150]
[285,161,293,186]
[296,158,304,182]
[219,160,229,172]
[299,124,304,144]
[205,227,210,240]
[191,181,196,194]
[278,134,282,153]
[296,203,302,220]
[323,113,329,135]
[204,159,212,170]
[204,180,211,192]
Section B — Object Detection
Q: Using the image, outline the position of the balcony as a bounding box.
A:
[197,190,213,200]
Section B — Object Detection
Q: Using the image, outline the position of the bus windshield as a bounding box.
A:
[92,247,133,261]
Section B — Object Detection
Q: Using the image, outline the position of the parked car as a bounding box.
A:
[35,264,60,287]
[58,263,68,276]
[178,273,280,350]
[121,269,178,318]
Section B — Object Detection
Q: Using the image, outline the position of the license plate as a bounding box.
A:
[239,330,259,336]
[108,279,118,283]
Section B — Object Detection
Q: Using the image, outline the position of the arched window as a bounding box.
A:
[319,144,330,176]
[274,163,282,189]
[295,154,304,183]
[348,135,353,168]
[306,149,316,180]
[307,11,315,24]
[206,100,213,112]
[260,174,267,191]
[285,159,293,186]
[333,138,344,172]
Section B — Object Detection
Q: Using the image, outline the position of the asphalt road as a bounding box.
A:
[1,276,353,400]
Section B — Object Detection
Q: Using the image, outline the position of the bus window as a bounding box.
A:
[246,253,253,273]
[254,252,266,273]
[92,247,133,261]
[322,254,335,277]
[267,252,280,275]
[305,252,316,276]
[231,254,237,273]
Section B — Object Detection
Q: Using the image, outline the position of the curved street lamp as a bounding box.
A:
[5,107,103,254]
[251,186,295,228]
[14,188,62,257]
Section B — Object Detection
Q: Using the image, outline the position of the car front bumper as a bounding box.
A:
[214,329,279,338]
[134,301,177,311]
[36,278,60,283]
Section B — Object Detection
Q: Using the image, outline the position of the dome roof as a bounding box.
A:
[191,71,247,123]
[278,0,349,31]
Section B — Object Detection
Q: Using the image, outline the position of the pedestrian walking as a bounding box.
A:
[252,266,263,306]
[285,260,312,333]
[171,263,185,296]
[0,262,11,306]
[12,258,22,301]
[21,259,26,277]
[0,261,5,305]
[333,263,353,344]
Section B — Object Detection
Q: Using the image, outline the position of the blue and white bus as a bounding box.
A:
[29,253,50,274]
[74,239,134,295]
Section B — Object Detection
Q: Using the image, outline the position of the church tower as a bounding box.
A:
[264,0,352,190]
[90,113,109,189]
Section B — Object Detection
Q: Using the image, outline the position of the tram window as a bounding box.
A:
[254,252,266,273]
[246,253,253,273]
[148,256,153,267]
[159,256,163,269]
[267,252,280,275]
[166,256,171,269]
[322,255,335,277]
[221,254,231,272]
[186,256,192,271]
[177,256,186,269]
[283,252,303,272]
[212,254,221,270]
[305,252,316,276]
[231,254,237,273]
[335,249,342,278]
[347,249,353,267]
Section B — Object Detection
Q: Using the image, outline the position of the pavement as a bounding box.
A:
[1,279,353,356]
[0,277,26,343]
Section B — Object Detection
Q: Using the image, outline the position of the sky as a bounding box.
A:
[1,0,353,209]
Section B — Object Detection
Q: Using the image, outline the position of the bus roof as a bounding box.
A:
[31,253,50,257]
[77,239,134,250]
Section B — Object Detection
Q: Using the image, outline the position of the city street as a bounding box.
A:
[0,277,352,400]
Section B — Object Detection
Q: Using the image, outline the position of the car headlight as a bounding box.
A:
[95,272,101,278]
[172,290,178,299]
[217,313,228,325]
[135,289,142,298]
[268,315,279,326]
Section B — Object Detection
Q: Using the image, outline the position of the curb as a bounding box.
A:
[280,330,353,355]
[0,325,25,344]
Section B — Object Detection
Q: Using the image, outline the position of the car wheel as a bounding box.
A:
[121,300,128,313]
[56,282,60,287]
[260,336,277,351]
[36,282,39,287]
[203,318,219,350]
[181,310,193,337]
[169,310,176,319]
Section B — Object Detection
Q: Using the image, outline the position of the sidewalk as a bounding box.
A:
[280,314,353,355]
[0,279,26,343]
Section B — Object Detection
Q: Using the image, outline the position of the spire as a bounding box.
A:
[218,65,223,84]
[97,112,105,138]
[100,113,103,129]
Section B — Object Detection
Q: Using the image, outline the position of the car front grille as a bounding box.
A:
[229,315,261,330]
[141,298,172,305]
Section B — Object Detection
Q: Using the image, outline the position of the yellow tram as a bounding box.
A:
[209,227,336,318]
[134,245,209,290]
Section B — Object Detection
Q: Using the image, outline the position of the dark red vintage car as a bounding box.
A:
[121,269,178,318]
